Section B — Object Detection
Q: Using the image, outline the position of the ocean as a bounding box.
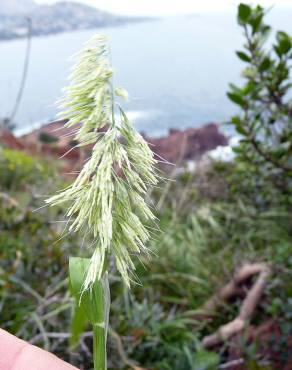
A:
[0,8,291,136]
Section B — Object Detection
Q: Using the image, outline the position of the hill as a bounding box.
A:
[0,1,142,40]
[0,0,37,15]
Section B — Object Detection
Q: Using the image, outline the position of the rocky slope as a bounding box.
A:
[0,121,228,174]
[145,124,228,167]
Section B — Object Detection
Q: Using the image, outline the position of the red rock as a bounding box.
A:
[21,119,72,148]
[145,123,228,166]
[0,129,25,150]
[2,121,228,174]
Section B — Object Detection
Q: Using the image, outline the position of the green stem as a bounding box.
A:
[92,274,110,370]
[69,258,110,370]
[93,322,106,370]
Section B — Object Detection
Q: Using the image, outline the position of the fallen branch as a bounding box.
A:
[202,263,271,348]
[202,263,269,313]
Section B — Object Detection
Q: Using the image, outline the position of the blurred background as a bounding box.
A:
[0,1,291,369]
[0,0,291,135]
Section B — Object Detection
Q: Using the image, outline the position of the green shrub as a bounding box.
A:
[227,3,292,200]
[0,148,50,191]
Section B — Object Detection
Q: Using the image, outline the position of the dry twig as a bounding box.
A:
[202,263,271,348]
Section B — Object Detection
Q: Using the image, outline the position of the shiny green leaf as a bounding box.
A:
[236,51,251,62]
[227,92,246,107]
[238,3,252,23]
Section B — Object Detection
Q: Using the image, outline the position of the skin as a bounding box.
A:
[0,329,78,370]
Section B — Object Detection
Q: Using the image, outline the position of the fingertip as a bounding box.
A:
[0,329,28,370]
[0,329,78,370]
[12,344,78,370]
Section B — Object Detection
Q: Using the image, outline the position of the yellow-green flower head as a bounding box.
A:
[46,35,158,290]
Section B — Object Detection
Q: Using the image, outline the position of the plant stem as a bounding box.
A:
[92,274,110,370]
[93,323,106,370]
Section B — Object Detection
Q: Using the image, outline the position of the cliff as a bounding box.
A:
[10,121,228,171]
[145,124,228,166]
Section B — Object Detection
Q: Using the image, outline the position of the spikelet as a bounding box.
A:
[46,35,158,289]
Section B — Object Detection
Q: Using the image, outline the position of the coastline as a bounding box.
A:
[13,109,163,138]
[16,119,229,168]
[0,16,154,43]
[1,118,237,181]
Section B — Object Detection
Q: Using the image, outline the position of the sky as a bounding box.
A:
[35,0,292,16]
